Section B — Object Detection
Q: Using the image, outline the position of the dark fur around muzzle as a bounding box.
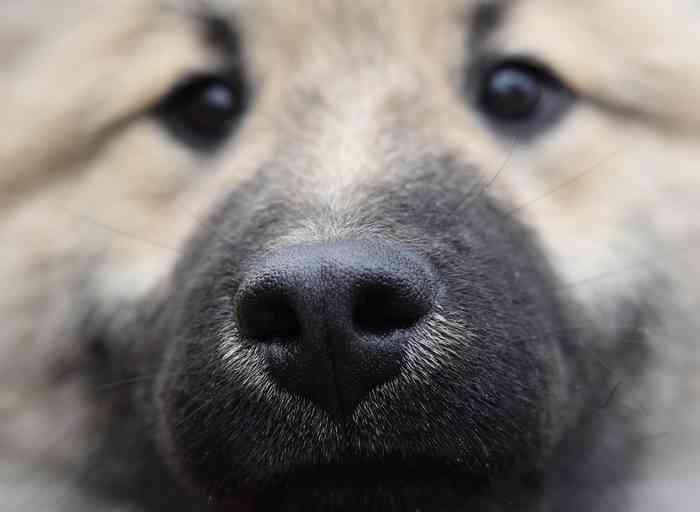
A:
[117,157,592,511]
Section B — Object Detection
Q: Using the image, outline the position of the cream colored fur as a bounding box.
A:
[1,1,698,510]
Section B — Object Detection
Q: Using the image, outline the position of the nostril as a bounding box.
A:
[353,284,429,336]
[233,241,436,416]
[237,293,301,342]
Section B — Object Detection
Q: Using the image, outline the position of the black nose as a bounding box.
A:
[235,239,435,418]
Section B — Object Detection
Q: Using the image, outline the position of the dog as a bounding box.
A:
[2,1,699,510]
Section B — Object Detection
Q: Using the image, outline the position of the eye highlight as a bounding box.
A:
[476,58,574,137]
[154,72,248,152]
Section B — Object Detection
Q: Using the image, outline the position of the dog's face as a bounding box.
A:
[2,1,700,511]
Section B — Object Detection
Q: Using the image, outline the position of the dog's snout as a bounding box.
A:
[235,239,435,418]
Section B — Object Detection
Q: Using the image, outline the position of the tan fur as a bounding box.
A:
[1,1,699,509]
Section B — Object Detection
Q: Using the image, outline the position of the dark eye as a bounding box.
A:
[154,72,248,151]
[477,58,574,136]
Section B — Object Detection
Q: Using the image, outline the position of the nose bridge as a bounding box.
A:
[272,60,430,199]
[273,249,355,344]
[312,83,391,189]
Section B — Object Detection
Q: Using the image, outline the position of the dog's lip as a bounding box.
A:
[207,456,486,505]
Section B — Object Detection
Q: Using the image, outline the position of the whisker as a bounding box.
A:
[559,267,642,290]
[598,380,622,409]
[93,375,158,392]
[454,137,518,214]
[481,137,518,192]
[558,244,694,290]
[503,150,622,218]
[56,206,183,254]
[176,204,238,249]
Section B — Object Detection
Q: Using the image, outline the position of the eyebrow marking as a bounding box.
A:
[197,11,248,77]
[202,14,240,55]
[469,0,506,51]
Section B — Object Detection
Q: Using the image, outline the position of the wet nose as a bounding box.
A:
[235,239,435,418]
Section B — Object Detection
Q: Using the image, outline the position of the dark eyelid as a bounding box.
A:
[467,53,555,89]
[151,67,243,110]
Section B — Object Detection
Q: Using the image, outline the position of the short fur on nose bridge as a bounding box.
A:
[235,239,436,418]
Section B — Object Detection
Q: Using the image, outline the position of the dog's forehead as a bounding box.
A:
[220,0,469,35]
[205,0,696,57]
[200,1,700,122]
[218,0,470,83]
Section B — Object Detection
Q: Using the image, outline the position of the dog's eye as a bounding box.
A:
[154,73,247,151]
[477,58,573,136]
